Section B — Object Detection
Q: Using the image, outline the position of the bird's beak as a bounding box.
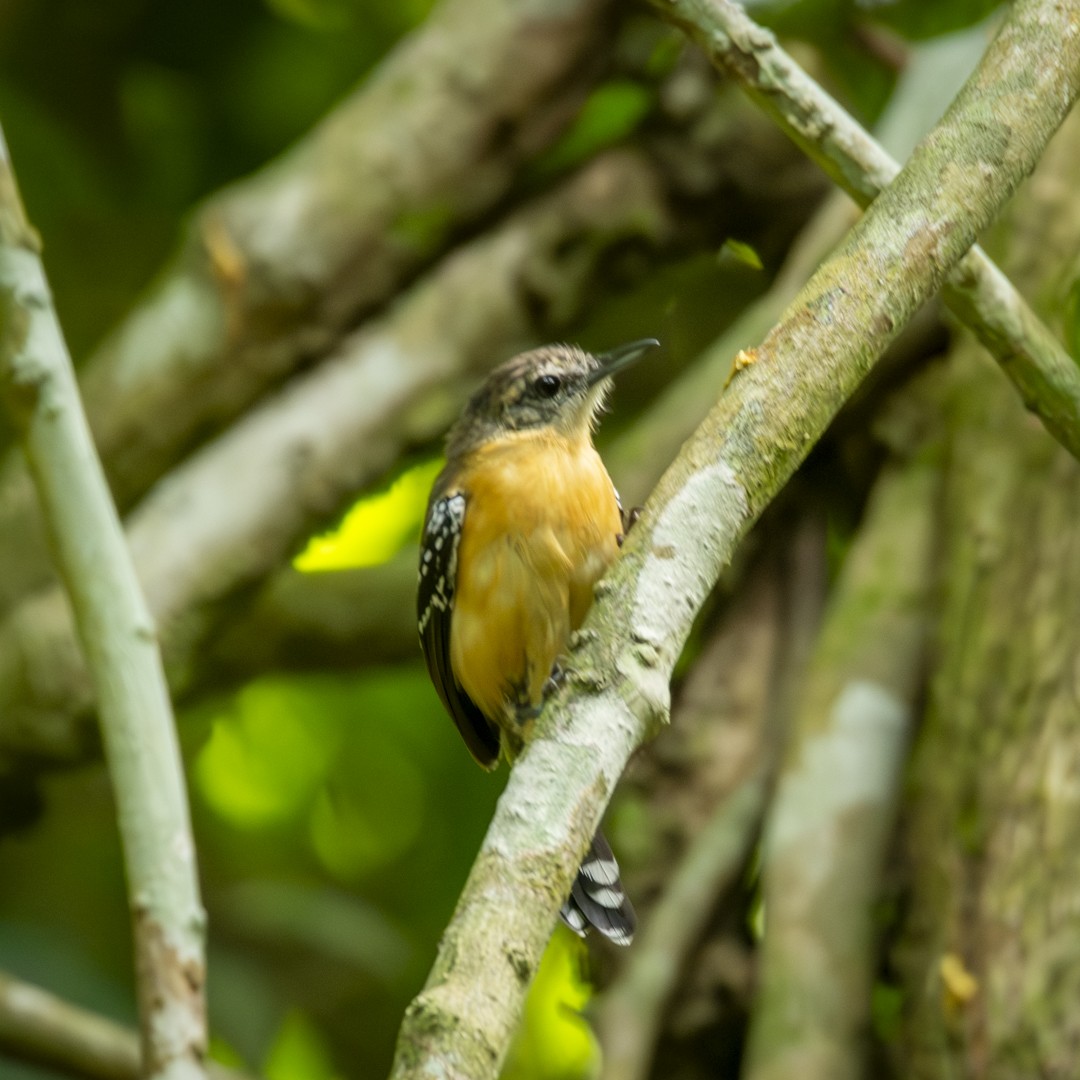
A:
[587,338,660,386]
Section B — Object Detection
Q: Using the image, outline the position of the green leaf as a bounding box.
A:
[532,80,652,178]
[294,457,442,571]
[720,238,765,271]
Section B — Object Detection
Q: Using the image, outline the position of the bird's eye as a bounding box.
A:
[534,374,561,398]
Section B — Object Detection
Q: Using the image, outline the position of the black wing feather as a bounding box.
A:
[418,491,500,768]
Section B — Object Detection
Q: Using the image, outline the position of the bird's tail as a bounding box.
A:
[560,829,636,946]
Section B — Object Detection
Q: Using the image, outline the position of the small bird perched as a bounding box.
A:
[417,338,658,945]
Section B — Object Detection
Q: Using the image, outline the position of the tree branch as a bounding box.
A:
[649,0,1080,462]
[0,972,253,1080]
[606,24,983,507]
[893,104,1080,1080]
[0,150,672,768]
[0,131,207,1078]
[0,97,826,769]
[743,434,940,1080]
[0,0,619,611]
[387,4,1080,1075]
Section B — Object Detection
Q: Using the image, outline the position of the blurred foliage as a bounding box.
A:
[529,79,654,182]
[264,1011,342,1080]
[746,0,1004,40]
[502,931,599,1080]
[0,0,1018,1077]
[295,459,442,572]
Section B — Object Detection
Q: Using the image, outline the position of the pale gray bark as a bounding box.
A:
[0,132,207,1079]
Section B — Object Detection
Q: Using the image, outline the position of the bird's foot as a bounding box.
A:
[543,661,569,700]
[617,506,642,546]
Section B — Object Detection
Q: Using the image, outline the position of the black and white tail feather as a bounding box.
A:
[560,830,636,946]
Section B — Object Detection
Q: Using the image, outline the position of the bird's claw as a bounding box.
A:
[543,662,569,699]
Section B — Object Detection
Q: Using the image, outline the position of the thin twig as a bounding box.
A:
[649,0,1080,461]
[0,973,254,1080]
[0,130,207,1078]
[387,4,1080,1076]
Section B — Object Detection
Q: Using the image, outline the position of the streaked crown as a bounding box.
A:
[446,339,658,458]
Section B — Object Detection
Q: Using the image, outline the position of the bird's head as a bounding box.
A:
[447,339,659,457]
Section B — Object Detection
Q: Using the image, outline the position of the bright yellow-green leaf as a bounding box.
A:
[294,458,443,572]
[264,1012,342,1080]
[720,238,764,270]
[501,929,598,1080]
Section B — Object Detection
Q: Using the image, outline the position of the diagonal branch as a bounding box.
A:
[0,134,207,1077]
[387,3,1080,1076]
[596,513,830,1080]
[0,0,618,611]
[649,0,1080,461]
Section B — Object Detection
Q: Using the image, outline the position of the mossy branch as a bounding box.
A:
[388,3,1080,1075]
[0,130,207,1079]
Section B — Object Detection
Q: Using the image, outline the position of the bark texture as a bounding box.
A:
[895,104,1080,1080]
[0,130,207,1080]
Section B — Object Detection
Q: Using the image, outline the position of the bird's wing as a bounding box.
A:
[418,491,501,768]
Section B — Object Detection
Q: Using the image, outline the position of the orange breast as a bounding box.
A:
[449,431,622,732]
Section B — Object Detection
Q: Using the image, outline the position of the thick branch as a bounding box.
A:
[893,105,1080,1080]
[650,0,1080,461]
[743,441,940,1080]
[0,973,252,1080]
[0,0,617,610]
[388,4,1080,1075]
[0,135,206,1077]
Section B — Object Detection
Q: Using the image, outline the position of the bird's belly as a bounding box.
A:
[451,446,621,728]
[451,536,567,723]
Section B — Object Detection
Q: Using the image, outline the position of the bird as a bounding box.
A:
[417,338,659,946]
